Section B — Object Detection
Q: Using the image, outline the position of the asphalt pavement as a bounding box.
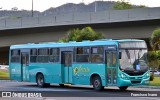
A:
[0,80,159,100]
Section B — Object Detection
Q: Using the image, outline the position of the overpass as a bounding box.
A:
[0,7,160,64]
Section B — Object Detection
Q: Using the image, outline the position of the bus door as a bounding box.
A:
[106,50,117,85]
[61,51,72,83]
[21,52,29,81]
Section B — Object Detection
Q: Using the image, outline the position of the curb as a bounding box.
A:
[133,86,160,89]
[0,80,17,82]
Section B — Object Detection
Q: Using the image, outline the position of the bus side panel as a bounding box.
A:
[10,63,22,82]
[28,63,62,84]
[72,64,106,86]
[45,64,62,83]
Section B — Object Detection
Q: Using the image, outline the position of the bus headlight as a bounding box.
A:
[144,72,150,79]
[120,73,128,80]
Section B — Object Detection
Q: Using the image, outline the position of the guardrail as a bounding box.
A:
[0,7,160,30]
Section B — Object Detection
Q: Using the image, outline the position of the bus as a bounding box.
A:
[9,39,150,91]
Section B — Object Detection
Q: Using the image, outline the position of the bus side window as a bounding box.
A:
[76,47,90,62]
[107,52,110,67]
[91,47,104,63]
[38,48,49,63]
[112,52,117,67]
[11,49,20,63]
[30,49,37,63]
[49,48,59,62]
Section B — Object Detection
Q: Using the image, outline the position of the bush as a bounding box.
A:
[59,26,104,42]
[150,74,154,81]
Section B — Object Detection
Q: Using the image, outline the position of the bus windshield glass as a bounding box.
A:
[119,41,148,72]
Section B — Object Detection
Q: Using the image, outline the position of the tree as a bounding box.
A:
[148,51,160,78]
[59,26,104,42]
[12,7,18,11]
[150,28,160,50]
[113,0,132,10]
[148,51,159,70]
[157,51,160,71]
[139,5,146,8]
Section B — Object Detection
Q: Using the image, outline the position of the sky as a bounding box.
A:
[0,0,160,12]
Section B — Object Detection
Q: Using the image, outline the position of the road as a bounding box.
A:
[0,80,159,100]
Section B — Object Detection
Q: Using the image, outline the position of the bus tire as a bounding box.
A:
[119,86,128,91]
[59,84,64,87]
[36,73,45,88]
[45,83,50,87]
[93,76,104,91]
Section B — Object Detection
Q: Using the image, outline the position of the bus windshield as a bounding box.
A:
[119,49,148,72]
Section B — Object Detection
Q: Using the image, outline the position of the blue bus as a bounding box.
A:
[9,39,150,91]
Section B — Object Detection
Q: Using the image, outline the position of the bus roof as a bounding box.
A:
[10,39,145,49]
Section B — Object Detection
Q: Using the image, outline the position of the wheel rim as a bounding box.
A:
[38,75,43,86]
[94,79,100,88]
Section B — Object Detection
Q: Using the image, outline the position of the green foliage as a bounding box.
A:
[157,51,160,60]
[0,71,9,80]
[150,28,160,50]
[149,77,160,86]
[113,0,132,10]
[148,51,160,71]
[59,26,104,42]
[148,51,158,62]
[139,5,146,8]
[150,74,154,81]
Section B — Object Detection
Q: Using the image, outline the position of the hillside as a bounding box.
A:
[0,1,145,17]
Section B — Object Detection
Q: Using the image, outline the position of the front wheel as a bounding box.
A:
[93,76,104,91]
[45,83,50,87]
[119,86,128,91]
[36,74,45,88]
[59,84,64,87]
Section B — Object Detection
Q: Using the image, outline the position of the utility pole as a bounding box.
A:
[32,0,33,17]
[95,0,97,12]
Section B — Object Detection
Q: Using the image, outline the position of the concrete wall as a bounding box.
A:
[0,31,66,47]
[0,24,160,47]
[97,25,160,39]
[0,7,160,30]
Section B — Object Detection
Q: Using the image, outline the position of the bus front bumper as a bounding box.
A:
[117,77,150,87]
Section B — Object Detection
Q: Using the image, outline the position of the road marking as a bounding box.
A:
[140,97,160,100]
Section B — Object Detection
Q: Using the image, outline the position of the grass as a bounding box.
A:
[0,71,10,80]
[149,77,160,86]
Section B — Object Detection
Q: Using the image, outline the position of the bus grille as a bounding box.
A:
[126,72,145,76]
[131,80,141,84]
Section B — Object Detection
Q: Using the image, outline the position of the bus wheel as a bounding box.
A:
[119,86,128,91]
[36,74,45,88]
[93,76,104,91]
[59,84,64,87]
[45,83,50,87]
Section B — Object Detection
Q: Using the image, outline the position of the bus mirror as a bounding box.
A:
[119,52,121,59]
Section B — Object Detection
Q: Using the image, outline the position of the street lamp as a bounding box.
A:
[32,0,33,17]
[95,0,97,12]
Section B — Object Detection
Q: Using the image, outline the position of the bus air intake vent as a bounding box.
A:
[131,80,141,84]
